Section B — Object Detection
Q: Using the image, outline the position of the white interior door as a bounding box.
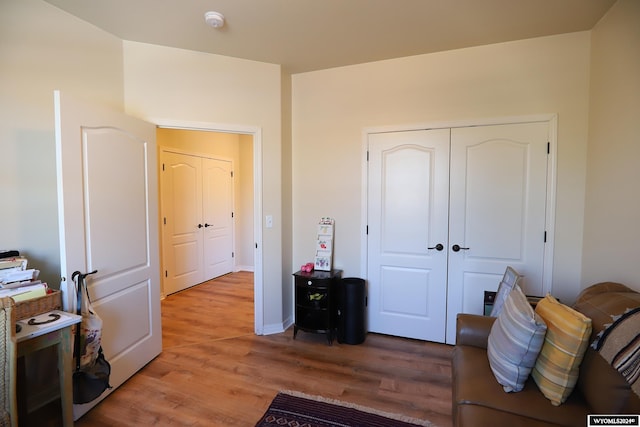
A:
[202,158,234,279]
[445,122,549,343]
[161,151,204,294]
[54,91,161,419]
[367,129,450,342]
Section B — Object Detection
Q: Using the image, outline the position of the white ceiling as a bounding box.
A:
[44,0,616,74]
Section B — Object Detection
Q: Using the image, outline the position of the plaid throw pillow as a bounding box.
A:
[531,295,592,405]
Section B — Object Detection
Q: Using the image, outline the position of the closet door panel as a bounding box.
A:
[367,129,450,342]
[446,122,548,343]
[161,151,204,294]
[202,158,234,279]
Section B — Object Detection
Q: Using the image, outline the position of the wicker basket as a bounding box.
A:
[14,289,62,320]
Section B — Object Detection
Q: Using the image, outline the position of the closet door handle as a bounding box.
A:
[452,244,469,252]
[197,224,203,229]
[204,223,212,228]
[428,243,444,251]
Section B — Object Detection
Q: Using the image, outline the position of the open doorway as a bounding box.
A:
[155,121,264,335]
[158,128,254,294]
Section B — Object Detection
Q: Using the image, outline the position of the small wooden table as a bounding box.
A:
[16,310,81,427]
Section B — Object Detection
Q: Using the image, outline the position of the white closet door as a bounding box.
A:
[161,151,234,295]
[446,122,549,343]
[367,129,450,342]
[161,151,204,294]
[367,121,551,344]
[202,158,234,279]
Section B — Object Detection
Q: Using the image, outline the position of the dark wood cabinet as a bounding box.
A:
[293,269,342,345]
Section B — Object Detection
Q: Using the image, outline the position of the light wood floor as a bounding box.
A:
[75,271,454,426]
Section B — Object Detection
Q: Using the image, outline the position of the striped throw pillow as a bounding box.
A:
[487,285,548,392]
[531,295,592,406]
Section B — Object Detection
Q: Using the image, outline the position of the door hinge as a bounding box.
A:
[231,171,234,178]
[231,212,234,218]
[366,225,369,235]
[163,217,166,225]
[544,231,547,243]
[547,142,550,154]
[367,151,369,161]
[165,270,168,278]
[162,163,165,171]
[232,252,235,258]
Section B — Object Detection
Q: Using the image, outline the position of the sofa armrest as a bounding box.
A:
[455,313,495,349]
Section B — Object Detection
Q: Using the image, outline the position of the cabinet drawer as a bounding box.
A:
[295,276,332,288]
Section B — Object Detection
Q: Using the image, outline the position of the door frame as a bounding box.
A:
[361,113,558,319]
[153,118,264,335]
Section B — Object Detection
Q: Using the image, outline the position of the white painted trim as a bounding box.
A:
[54,91,71,312]
[154,119,258,135]
[152,118,265,335]
[543,115,558,296]
[363,113,558,135]
[253,127,264,335]
[262,321,287,336]
[360,129,370,280]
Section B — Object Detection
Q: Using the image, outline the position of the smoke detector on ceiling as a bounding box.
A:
[204,11,225,29]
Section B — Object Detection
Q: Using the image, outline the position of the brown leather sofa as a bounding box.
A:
[452,282,640,426]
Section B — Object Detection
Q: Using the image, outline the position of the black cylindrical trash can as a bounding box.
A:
[337,278,367,344]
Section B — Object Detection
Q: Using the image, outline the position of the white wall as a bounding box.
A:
[292,32,592,303]
[0,0,124,288]
[582,0,640,290]
[122,41,284,329]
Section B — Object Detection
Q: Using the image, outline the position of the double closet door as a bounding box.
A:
[367,121,551,344]
[161,150,234,295]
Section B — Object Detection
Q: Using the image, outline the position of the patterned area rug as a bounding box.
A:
[255,390,434,427]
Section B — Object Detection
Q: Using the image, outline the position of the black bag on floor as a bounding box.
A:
[73,347,111,404]
[72,270,112,404]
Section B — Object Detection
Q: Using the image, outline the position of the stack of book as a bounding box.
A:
[0,250,48,302]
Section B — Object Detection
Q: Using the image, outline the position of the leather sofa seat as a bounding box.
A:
[452,282,640,426]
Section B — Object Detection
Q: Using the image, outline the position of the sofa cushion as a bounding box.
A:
[578,348,640,414]
[453,345,589,426]
[488,280,512,317]
[455,404,585,427]
[532,295,592,406]
[574,282,640,341]
[489,266,522,317]
[487,285,547,392]
[455,313,495,349]
[574,283,640,414]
